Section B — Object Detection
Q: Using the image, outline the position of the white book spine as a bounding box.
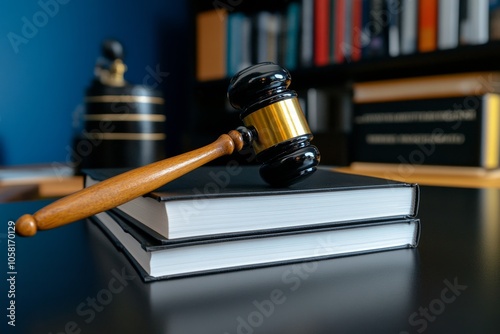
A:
[387,0,401,57]
[400,0,417,55]
[301,0,314,67]
[461,0,489,45]
[438,0,460,49]
[267,14,280,64]
[256,12,271,63]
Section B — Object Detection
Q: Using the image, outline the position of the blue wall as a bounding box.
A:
[0,0,190,166]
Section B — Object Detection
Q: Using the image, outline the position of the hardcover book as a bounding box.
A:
[284,1,301,70]
[84,166,420,240]
[438,0,460,50]
[91,210,421,281]
[352,94,500,168]
[387,0,401,57]
[88,215,420,332]
[300,0,314,67]
[362,0,388,58]
[353,71,500,103]
[332,0,347,63]
[196,9,227,81]
[400,0,418,55]
[351,0,363,62]
[314,0,331,66]
[460,0,489,45]
[418,0,438,52]
[226,12,251,77]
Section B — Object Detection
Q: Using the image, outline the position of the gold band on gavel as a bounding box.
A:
[242,97,311,154]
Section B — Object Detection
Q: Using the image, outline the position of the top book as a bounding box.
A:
[353,71,500,103]
[84,166,419,240]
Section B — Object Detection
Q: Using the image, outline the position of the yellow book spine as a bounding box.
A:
[484,94,500,169]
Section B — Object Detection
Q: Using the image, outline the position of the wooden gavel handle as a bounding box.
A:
[15,131,245,237]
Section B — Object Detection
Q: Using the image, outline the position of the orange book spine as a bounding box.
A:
[418,0,438,52]
[351,0,363,62]
[196,10,227,81]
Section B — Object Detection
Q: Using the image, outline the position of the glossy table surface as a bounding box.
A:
[1,186,499,334]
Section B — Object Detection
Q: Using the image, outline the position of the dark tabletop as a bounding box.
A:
[1,185,499,334]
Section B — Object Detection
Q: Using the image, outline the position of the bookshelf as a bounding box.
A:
[189,0,500,167]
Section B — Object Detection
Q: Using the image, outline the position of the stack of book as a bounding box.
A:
[351,71,500,174]
[87,165,420,281]
[196,0,500,81]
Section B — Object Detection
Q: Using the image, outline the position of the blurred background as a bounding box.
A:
[2,0,500,200]
[0,0,190,166]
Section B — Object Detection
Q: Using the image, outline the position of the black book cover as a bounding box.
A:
[90,210,421,282]
[84,165,419,203]
[362,0,389,59]
[352,95,500,167]
[84,166,420,240]
[107,207,421,248]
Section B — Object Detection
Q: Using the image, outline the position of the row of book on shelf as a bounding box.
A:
[197,0,500,81]
[86,166,420,281]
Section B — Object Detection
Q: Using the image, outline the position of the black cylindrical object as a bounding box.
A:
[76,40,166,170]
[80,83,166,169]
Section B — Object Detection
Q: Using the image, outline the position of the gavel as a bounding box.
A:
[15,63,321,237]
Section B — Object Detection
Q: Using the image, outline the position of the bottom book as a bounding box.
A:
[91,211,421,282]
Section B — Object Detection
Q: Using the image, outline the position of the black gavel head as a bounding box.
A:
[227,62,321,187]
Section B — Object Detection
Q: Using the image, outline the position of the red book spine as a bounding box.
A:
[351,0,363,62]
[314,0,331,66]
[333,0,346,63]
[418,0,438,52]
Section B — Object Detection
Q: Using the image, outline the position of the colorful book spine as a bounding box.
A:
[284,2,301,70]
[418,0,438,52]
[351,0,363,62]
[334,0,347,63]
[227,12,243,77]
[314,0,331,66]
[196,10,227,81]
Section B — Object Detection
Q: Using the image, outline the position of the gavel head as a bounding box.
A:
[227,62,321,186]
